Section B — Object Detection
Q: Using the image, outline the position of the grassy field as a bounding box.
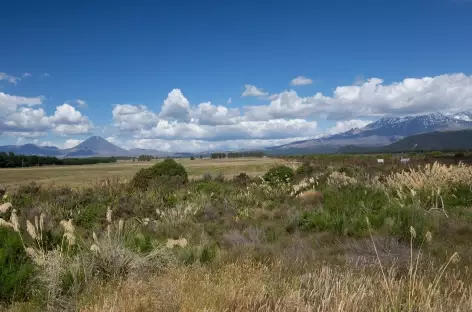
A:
[1,156,472,311]
[0,157,286,188]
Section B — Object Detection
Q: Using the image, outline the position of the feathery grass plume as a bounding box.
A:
[106,206,113,223]
[60,219,76,246]
[0,217,14,229]
[26,219,38,240]
[90,244,100,253]
[425,231,432,244]
[10,208,20,232]
[165,239,176,249]
[0,202,12,213]
[93,231,99,245]
[118,219,124,236]
[25,246,46,266]
[176,238,187,248]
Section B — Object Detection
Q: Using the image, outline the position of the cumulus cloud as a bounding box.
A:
[1,97,93,136]
[22,73,32,78]
[191,102,241,125]
[133,118,318,141]
[109,136,320,154]
[50,104,94,134]
[241,84,268,97]
[290,76,313,86]
[0,92,43,116]
[159,89,191,121]
[6,131,47,138]
[112,104,159,131]
[4,107,51,132]
[246,73,472,120]
[0,72,20,84]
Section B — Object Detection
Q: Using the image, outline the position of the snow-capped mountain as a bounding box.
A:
[267,111,472,154]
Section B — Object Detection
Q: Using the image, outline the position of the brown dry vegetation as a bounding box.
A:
[1,157,472,312]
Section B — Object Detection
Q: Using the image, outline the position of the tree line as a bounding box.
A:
[210,151,265,159]
[0,152,117,168]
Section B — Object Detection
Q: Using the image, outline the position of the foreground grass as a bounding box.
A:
[80,258,470,312]
[2,159,472,311]
[0,158,284,188]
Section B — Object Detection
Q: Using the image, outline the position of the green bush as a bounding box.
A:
[263,165,295,185]
[131,159,188,189]
[296,161,315,176]
[0,228,35,303]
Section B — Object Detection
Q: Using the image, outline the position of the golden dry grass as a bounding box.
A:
[0,157,285,188]
[79,258,472,312]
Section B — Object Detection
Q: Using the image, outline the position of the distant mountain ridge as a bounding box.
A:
[0,136,172,158]
[3,111,472,158]
[266,111,472,155]
[338,129,472,154]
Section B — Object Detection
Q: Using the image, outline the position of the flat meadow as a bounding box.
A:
[0,157,285,188]
[1,155,472,311]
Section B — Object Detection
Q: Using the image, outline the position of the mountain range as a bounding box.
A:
[265,111,472,155]
[0,136,170,158]
[2,111,472,157]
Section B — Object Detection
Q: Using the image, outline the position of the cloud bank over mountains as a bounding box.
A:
[1,72,472,152]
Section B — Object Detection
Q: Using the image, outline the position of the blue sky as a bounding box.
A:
[1,0,472,152]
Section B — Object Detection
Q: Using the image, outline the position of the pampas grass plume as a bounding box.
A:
[0,202,12,214]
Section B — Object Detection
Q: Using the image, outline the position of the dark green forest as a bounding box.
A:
[210,151,265,159]
[0,152,117,168]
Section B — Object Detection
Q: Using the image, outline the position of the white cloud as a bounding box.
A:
[242,84,268,97]
[134,118,318,141]
[63,139,83,149]
[245,73,472,120]
[290,76,313,86]
[0,72,20,84]
[4,107,51,132]
[22,73,32,78]
[112,136,320,153]
[50,104,94,134]
[0,92,43,116]
[159,89,191,121]
[191,102,241,125]
[76,99,87,107]
[6,131,47,138]
[112,104,159,131]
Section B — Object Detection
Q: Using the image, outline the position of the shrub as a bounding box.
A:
[263,165,295,185]
[0,228,35,303]
[233,172,252,186]
[296,161,315,176]
[131,159,188,189]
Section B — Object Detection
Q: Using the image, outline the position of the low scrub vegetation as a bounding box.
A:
[1,159,472,311]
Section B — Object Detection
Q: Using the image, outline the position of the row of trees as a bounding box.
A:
[0,152,117,168]
[136,155,154,161]
[210,151,265,159]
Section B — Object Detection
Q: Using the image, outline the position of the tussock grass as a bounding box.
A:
[2,159,472,311]
[80,256,471,312]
